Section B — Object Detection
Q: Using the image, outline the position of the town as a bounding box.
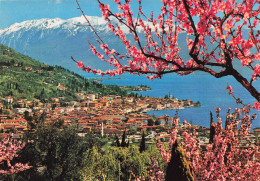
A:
[0,92,259,151]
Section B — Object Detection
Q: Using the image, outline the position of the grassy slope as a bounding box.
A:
[0,44,127,103]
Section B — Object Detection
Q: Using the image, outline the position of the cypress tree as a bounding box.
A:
[139,132,146,153]
[121,131,126,147]
[147,119,154,126]
[209,111,215,144]
[165,139,195,181]
[15,83,18,90]
[115,135,120,147]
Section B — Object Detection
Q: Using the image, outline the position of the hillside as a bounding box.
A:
[0,44,127,103]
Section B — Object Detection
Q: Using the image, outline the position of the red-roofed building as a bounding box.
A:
[100,101,109,107]
[57,86,66,90]
[4,97,13,103]
[3,118,27,127]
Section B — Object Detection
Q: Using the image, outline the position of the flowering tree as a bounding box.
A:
[72,0,260,105]
[157,108,260,180]
[0,133,31,175]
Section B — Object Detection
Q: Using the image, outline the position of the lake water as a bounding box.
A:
[97,74,260,129]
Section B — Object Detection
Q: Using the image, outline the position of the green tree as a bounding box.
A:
[155,119,160,125]
[18,125,88,181]
[139,132,146,153]
[39,112,46,123]
[81,146,118,180]
[81,145,154,180]
[121,131,127,147]
[209,111,215,144]
[24,111,32,122]
[24,111,35,129]
[165,139,195,181]
[84,132,104,149]
[147,119,154,126]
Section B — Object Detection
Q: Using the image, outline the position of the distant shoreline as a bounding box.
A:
[85,77,126,80]
[141,106,197,113]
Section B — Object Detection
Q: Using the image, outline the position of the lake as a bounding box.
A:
[97,73,260,129]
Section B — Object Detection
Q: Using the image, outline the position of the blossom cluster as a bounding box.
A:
[157,108,260,180]
[130,157,165,181]
[0,133,31,175]
[157,118,179,163]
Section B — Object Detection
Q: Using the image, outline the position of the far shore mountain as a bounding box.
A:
[0,16,252,75]
[0,16,117,73]
[0,16,195,73]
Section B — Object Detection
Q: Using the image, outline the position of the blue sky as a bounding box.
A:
[0,0,161,29]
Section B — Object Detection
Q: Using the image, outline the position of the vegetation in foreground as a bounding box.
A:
[1,123,165,181]
[1,106,259,181]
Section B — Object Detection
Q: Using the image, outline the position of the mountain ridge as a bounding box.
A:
[0,16,252,75]
[0,16,127,72]
[0,16,109,35]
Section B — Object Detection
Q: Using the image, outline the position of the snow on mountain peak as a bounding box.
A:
[68,16,107,26]
[0,16,111,36]
[0,15,150,37]
[0,18,63,34]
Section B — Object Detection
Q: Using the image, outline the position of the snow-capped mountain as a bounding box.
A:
[0,16,129,71]
[0,16,193,73]
[0,16,108,35]
[0,16,252,74]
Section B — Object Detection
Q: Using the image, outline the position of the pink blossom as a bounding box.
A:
[76,61,84,68]
[110,49,116,54]
[122,4,130,11]
[253,64,260,77]
[253,102,260,110]
[226,85,234,95]
[0,134,31,174]
[255,53,260,60]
